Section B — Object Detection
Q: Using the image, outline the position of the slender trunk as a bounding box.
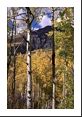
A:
[12,17,16,108]
[38,82,40,108]
[63,40,67,108]
[52,82,55,109]
[32,82,35,109]
[52,7,55,109]
[25,7,34,109]
[11,28,14,108]
[63,70,66,108]
[12,49,16,108]
[26,30,32,109]
[7,33,13,79]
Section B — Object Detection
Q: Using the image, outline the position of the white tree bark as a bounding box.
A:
[27,30,32,109]
[52,82,55,109]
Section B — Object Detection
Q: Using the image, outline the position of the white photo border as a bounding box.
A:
[0,0,81,116]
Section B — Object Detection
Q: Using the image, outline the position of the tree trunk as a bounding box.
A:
[52,7,55,109]
[26,30,32,109]
[26,7,34,109]
[63,70,66,108]
[12,17,16,109]
[61,39,67,108]
[63,40,67,108]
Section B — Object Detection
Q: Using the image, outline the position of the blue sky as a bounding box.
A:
[31,15,52,30]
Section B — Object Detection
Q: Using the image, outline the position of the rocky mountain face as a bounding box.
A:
[8,26,53,54]
[31,26,52,50]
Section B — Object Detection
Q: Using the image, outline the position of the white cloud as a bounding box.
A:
[32,15,52,31]
[39,15,51,28]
